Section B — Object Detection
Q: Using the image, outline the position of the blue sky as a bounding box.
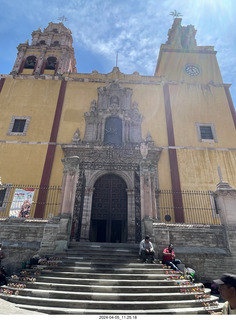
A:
[1,0,236,107]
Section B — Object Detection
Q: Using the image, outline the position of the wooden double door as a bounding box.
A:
[90,174,128,243]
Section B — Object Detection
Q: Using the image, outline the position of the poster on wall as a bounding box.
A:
[9,188,35,218]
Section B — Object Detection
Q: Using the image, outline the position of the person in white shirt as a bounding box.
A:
[214,273,236,315]
[139,235,155,263]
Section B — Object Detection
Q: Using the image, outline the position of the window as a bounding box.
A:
[200,126,213,140]
[104,117,122,146]
[12,119,26,133]
[7,116,31,136]
[196,123,217,143]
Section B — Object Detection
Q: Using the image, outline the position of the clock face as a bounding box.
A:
[184,64,200,76]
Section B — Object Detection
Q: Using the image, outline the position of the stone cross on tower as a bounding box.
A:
[58,15,68,22]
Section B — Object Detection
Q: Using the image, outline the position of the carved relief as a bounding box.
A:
[61,81,162,242]
[166,18,197,50]
[83,81,143,145]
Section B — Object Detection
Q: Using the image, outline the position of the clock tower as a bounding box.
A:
[155,18,223,84]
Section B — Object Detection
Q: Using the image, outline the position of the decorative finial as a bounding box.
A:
[72,128,81,144]
[116,52,118,68]
[58,15,68,23]
[217,166,223,182]
[170,10,183,19]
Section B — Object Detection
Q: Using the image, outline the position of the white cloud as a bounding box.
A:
[1,0,236,104]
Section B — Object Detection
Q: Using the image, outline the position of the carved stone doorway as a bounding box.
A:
[89,174,127,243]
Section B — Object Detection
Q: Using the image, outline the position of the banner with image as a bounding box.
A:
[9,188,35,218]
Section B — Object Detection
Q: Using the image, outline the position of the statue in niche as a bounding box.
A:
[146,132,154,146]
[132,101,142,121]
[90,100,97,112]
[72,128,81,144]
[140,142,148,159]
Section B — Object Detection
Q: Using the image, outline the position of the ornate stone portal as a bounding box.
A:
[61,80,162,243]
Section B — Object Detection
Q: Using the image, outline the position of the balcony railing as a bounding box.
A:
[0,184,221,225]
[0,184,61,219]
[157,190,221,225]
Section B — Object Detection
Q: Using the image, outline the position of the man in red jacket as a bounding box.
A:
[162,244,182,272]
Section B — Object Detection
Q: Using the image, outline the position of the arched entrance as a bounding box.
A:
[89,174,127,243]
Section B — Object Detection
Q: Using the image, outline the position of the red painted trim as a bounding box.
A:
[33,59,38,73]
[163,83,184,223]
[224,86,236,129]
[34,80,67,218]
[18,59,26,74]
[163,84,175,146]
[0,78,5,93]
[40,60,46,75]
[54,60,59,75]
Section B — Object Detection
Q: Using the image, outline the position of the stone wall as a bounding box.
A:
[148,220,235,283]
[0,214,71,274]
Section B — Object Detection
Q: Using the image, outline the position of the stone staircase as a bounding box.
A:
[0,242,222,314]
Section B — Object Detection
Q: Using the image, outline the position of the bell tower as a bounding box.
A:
[11,22,77,76]
[155,18,223,84]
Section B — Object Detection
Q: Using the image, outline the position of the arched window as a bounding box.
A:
[110,95,119,106]
[45,57,57,70]
[104,117,122,146]
[24,56,36,69]
[52,41,60,46]
[39,40,46,45]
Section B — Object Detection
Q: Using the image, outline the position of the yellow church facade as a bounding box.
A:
[0,19,236,242]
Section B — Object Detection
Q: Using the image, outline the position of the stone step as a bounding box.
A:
[65,249,139,256]
[6,287,212,301]
[59,255,142,263]
[68,242,139,249]
[10,303,223,315]
[12,281,204,293]
[34,259,164,267]
[62,252,140,260]
[33,276,188,286]
[38,270,182,280]
[0,294,219,310]
[0,241,221,315]
[36,265,169,274]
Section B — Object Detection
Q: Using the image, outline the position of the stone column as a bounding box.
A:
[80,187,94,241]
[11,47,27,74]
[60,156,80,216]
[127,189,136,243]
[150,172,157,219]
[214,181,236,226]
[34,48,47,75]
[140,160,153,219]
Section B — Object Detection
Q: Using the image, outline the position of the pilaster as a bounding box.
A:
[80,187,95,241]
[214,181,236,226]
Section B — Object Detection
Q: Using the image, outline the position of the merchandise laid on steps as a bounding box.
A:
[0,242,223,315]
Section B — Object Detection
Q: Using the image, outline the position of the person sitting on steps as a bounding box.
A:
[162,243,182,273]
[139,235,155,263]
